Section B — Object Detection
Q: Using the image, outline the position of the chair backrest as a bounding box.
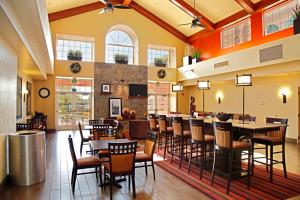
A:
[266,117,288,141]
[93,124,112,140]
[189,118,205,142]
[16,123,33,131]
[144,131,157,158]
[103,118,117,127]
[172,116,183,137]
[89,119,100,125]
[158,115,168,133]
[148,114,157,131]
[238,115,256,122]
[78,122,84,140]
[108,141,137,174]
[68,135,77,167]
[213,121,233,149]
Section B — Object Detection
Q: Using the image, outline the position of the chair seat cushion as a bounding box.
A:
[77,156,101,167]
[204,135,214,142]
[233,141,251,149]
[135,152,151,162]
[252,135,282,145]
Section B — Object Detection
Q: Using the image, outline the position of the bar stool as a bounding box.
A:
[251,117,288,182]
[148,114,158,132]
[170,116,191,169]
[158,115,173,159]
[188,118,214,179]
[211,121,252,194]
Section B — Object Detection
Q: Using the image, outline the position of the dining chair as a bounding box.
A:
[101,141,138,200]
[251,117,288,182]
[188,118,214,179]
[68,135,101,193]
[16,123,34,131]
[211,121,252,194]
[170,116,191,169]
[89,119,101,125]
[92,124,113,140]
[158,115,173,160]
[78,122,94,155]
[135,131,157,181]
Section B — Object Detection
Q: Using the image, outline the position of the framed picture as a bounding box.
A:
[16,76,22,119]
[101,83,111,94]
[109,98,122,118]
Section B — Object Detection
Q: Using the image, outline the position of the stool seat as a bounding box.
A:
[252,135,282,145]
[233,141,251,149]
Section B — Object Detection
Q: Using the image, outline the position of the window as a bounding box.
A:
[105,30,134,64]
[221,18,251,49]
[148,48,170,67]
[56,36,94,62]
[148,82,170,115]
[263,0,299,35]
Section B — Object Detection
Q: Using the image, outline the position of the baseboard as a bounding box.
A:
[286,138,298,144]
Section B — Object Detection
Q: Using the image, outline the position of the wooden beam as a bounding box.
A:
[122,0,133,6]
[129,1,188,42]
[234,0,254,13]
[169,0,214,31]
[48,0,121,22]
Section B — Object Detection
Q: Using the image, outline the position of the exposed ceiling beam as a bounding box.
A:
[234,0,254,13]
[188,0,288,42]
[48,0,121,22]
[129,1,188,42]
[169,0,214,31]
[122,0,133,6]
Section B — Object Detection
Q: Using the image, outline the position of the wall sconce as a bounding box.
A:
[280,88,288,104]
[23,89,29,102]
[216,91,223,104]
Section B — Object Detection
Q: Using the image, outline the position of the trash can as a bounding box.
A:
[9,130,46,186]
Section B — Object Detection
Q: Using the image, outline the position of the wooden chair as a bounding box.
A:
[135,131,157,181]
[211,121,252,194]
[188,118,214,179]
[67,135,101,193]
[89,119,101,125]
[101,141,138,200]
[92,124,113,140]
[158,115,173,160]
[251,117,288,182]
[170,116,191,169]
[78,122,93,155]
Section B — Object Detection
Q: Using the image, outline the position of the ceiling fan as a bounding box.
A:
[99,0,131,14]
[177,0,204,29]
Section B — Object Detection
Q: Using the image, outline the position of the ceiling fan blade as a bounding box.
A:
[99,9,106,14]
[113,4,131,9]
[178,23,192,26]
[99,0,108,4]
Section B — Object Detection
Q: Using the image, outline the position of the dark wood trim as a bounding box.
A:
[130,1,188,42]
[234,0,255,13]
[169,0,214,30]
[122,0,133,6]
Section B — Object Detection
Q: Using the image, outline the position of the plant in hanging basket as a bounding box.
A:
[67,50,83,61]
[114,54,128,64]
[292,4,300,34]
[154,57,167,67]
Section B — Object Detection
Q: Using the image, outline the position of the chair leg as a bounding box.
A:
[170,136,174,164]
[80,141,83,156]
[270,145,273,183]
[163,133,168,160]
[144,161,148,176]
[128,175,131,190]
[200,143,205,180]
[282,144,287,178]
[71,167,75,187]
[211,148,216,186]
[72,170,77,193]
[188,143,193,174]
[179,138,184,169]
[227,151,233,194]
[247,149,251,189]
[151,161,156,181]
[251,141,255,174]
[132,172,136,199]
[99,165,103,189]
[95,167,98,183]
[266,145,269,172]
[110,175,113,200]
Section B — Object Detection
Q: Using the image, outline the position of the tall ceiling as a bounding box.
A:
[47,0,276,39]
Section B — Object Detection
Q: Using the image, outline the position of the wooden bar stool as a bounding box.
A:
[188,118,214,179]
[170,116,191,169]
[211,121,252,194]
[251,117,288,182]
[158,115,173,160]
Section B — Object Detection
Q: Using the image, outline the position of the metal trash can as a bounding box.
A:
[9,130,46,186]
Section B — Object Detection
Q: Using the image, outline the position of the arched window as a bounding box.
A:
[105,30,134,64]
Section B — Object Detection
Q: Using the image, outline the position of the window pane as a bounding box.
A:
[147,48,170,67]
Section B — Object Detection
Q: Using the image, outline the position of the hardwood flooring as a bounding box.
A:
[0,130,299,200]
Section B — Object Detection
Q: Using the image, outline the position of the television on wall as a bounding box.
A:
[129,84,147,97]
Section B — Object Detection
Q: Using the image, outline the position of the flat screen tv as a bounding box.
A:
[129,84,147,97]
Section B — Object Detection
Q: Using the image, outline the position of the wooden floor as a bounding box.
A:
[1,130,300,200]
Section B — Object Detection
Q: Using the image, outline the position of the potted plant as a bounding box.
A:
[67,50,82,61]
[192,51,201,64]
[293,4,300,34]
[154,57,167,67]
[114,54,128,64]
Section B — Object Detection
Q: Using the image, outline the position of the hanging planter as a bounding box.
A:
[67,50,82,61]
[292,4,300,34]
[114,54,128,64]
[154,57,167,67]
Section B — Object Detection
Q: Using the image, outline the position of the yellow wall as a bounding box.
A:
[179,73,300,140]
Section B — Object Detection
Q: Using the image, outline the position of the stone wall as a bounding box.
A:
[94,63,148,119]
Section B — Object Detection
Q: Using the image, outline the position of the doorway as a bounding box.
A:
[55,77,93,130]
